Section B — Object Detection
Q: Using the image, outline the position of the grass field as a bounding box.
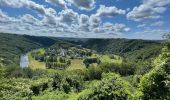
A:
[28,53,46,69]
[99,55,122,64]
[66,59,86,71]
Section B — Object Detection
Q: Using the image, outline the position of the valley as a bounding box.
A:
[1,0,170,99]
[0,33,169,100]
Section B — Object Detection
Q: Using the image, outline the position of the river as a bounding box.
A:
[20,54,29,68]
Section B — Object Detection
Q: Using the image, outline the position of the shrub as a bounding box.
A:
[83,58,101,68]
[85,65,102,80]
[79,73,142,100]
[52,74,62,90]
[139,63,170,99]
[99,63,136,76]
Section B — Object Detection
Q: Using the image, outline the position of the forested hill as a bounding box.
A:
[0,33,163,66]
[81,39,163,62]
[0,33,58,66]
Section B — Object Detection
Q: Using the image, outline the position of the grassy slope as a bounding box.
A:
[66,59,86,71]
[100,55,122,64]
[28,52,46,69]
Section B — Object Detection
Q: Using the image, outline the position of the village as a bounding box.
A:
[30,46,100,70]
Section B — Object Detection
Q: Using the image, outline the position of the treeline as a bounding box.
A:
[81,38,163,62]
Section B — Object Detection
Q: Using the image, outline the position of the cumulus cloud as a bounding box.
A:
[0,10,17,24]
[0,0,57,16]
[127,0,170,21]
[0,0,45,14]
[0,10,9,22]
[78,14,90,31]
[96,5,126,17]
[0,0,24,8]
[79,14,89,26]
[20,14,41,25]
[113,23,130,32]
[0,0,60,26]
[89,15,101,28]
[67,0,95,10]
[93,22,130,35]
[104,23,130,32]
[45,0,67,8]
[0,0,130,38]
[59,9,78,25]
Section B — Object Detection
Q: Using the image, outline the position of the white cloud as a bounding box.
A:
[0,0,46,14]
[0,0,24,8]
[67,0,95,10]
[59,9,78,25]
[0,0,60,26]
[127,0,170,21]
[0,0,130,38]
[137,24,146,28]
[0,10,17,24]
[89,15,101,28]
[45,0,67,8]
[133,29,170,40]
[0,10,9,22]
[151,21,164,26]
[112,23,130,32]
[0,0,57,16]
[96,22,130,35]
[78,14,90,32]
[96,5,126,17]
[20,14,42,25]
[137,21,164,28]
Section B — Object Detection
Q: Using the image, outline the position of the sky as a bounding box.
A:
[0,0,170,40]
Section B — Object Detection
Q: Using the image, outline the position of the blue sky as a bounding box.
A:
[0,0,170,40]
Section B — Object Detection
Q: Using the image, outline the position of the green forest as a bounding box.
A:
[0,33,169,100]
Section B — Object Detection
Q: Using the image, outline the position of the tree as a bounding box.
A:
[99,62,136,76]
[163,33,170,40]
[79,73,142,100]
[139,44,170,99]
[163,33,170,49]
[139,63,170,99]
[0,64,4,78]
[85,65,102,80]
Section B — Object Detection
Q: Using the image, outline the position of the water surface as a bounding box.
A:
[20,54,29,68]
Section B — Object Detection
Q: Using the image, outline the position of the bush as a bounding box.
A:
[52,74,62,90]
[139,63,170,99]
[99,63,136,76]
[65,76,84,92]
[4,66,47,79]
[0,65,4,78]
[79,73,142,100]
[85,65,102,80]
[83,58,101,68]
[52,73,84,93]
[4,66,23,78]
